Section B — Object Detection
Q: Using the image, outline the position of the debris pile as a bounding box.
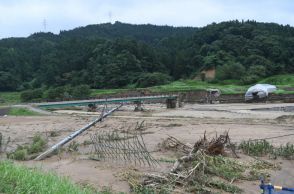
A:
[122,132,279,194]
[159,135,192,154]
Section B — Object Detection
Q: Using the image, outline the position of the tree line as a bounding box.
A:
[0,20,293,93]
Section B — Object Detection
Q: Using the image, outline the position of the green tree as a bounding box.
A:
[71,85,91,98]
[216,62,246,80]
[0,71,18,91]
[20,89,43,102]
[136,72,172,87]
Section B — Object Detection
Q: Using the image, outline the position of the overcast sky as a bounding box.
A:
[0,0,293,38]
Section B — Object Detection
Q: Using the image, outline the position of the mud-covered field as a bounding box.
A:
[1,103,294,193]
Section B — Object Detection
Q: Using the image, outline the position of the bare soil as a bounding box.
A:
[0,103,293,193]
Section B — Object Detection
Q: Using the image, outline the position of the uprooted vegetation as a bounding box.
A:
[158,135,192,155]
[120,132,282,194]
[7,134,47,160]
[121,154,278,194]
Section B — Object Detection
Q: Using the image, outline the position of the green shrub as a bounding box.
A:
[7,134,47,160]
[28,135,46,154]
[71,84,91,98]
[7,146,28,160]
[45,85,91,100]
[136,72,172,87]
[216,62,246,80]
[45,86,67,100]
[241,65,267,84]
[241,74,260,84]
[20,89,43,102]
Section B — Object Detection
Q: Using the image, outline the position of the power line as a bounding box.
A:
[246,132,294,142]
[43,19,47,32]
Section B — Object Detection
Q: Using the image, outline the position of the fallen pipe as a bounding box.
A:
[35,104,123,160]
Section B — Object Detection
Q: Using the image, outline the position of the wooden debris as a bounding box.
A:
[160,135,192,154]
[193,131,238,157]
[121,131,276,193]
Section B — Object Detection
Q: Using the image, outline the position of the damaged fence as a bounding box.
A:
[90,130,158,167]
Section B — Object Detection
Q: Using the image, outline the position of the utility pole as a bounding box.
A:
[43,18,47,32]
[108,11,112,24]
[34,104,123,160]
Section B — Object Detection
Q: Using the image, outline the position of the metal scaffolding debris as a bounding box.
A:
[90,130,158,167]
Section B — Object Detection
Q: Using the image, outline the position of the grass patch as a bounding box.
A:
[205,156,245,181]
[151,74,294,94]
[90,88,129,97]
[90,80,249,96]
[239,140,274,157]
[0,92,21,105]
[8,107,39,116]
[239,140,294,159]
[260,74,294,94]
[149,80,248,94]
[0,161,97,194]
[259,74,294,86]
[273,143,294,159]
[67,141,79,152]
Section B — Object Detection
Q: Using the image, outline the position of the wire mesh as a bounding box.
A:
[90,131,158,167]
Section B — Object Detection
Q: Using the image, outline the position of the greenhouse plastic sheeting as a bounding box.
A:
[245,84,276,101]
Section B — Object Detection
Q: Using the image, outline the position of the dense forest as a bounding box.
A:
[1,20,294,93]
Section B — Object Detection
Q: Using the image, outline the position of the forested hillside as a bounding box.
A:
[1,20,294,92]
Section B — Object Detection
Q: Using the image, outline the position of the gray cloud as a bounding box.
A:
[0,0,293,38]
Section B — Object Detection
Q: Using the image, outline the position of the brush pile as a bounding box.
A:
[159,135,192,155]
[122,132,279,193]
